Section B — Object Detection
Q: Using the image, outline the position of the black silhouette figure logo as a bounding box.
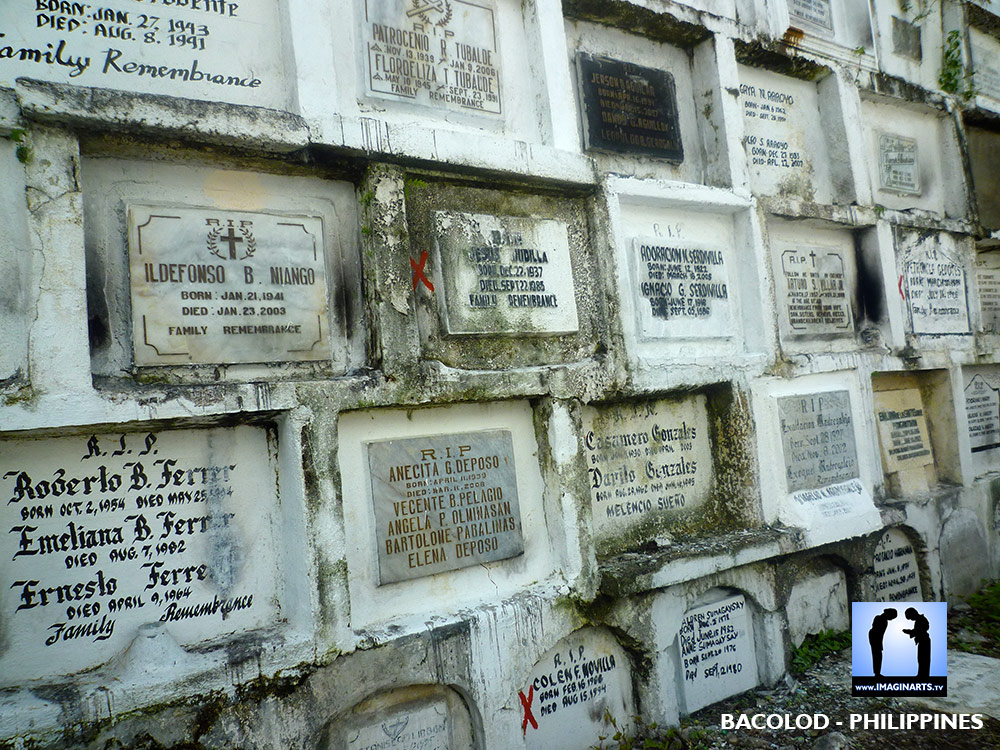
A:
[903,606,932,678]
[868,607,897,677]
[852,601,946,697]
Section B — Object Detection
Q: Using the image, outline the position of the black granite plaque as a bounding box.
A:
[577,53,683,162]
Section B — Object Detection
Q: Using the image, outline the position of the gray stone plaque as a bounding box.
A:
[631,238,732,339]
[367,430,523,584]
[362,0,501,115]
[779,391,858,493]
[0,426,281,684]
[583,397,712,539]
[128,206,330,366]
[0,2,288,109]
[789,0,833,31]
[347,700,449,750]
[680,595,758,713]
[972,31,1000,102]
[965,373,1000,453]
[879,134,920,195]
[892,17,922,61]
[873,529,922,603]
[779,248,852,335]
[903,245,969,335]
[977,253,1000,333]
[433,211,579,336]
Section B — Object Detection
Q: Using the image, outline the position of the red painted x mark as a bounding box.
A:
[519,685,538,735]
[411,250,434,292]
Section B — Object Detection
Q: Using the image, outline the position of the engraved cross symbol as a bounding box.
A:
[519,685,538,735]
[221,223,243,259]
[407,0,444,15]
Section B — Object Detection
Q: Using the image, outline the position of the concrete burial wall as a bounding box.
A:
[1,0,999,747]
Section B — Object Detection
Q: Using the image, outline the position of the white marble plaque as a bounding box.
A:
[777,247,852,336]
[976,253,1000,334]
[680,595,758,713]
[873,529,922,603]
[0,2,287,109]
[367,430,523,584]
[631,238,732,339]
[879,133,920,195]
[522,629,633,750]
[965,372,1000,454]
[779,391,858,492]
[902,243,969,335]
[128,206,330,366]
[362,0,502,115]
[0,426,280,684]
[972,30,1000,103]
[433,211,579,336]
[583,397,712,540]
[347,700,449,750]
[789,0,833,31]
[873,389,934,473]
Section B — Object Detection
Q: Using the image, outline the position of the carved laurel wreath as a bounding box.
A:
[411,0,452,27]
[437,0,452,27]
[240,224,257,259]
[206,226,225,260]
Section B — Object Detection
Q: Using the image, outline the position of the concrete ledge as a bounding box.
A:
[598,527,804,597]
[0,86,21,135]
[15,78,311,153]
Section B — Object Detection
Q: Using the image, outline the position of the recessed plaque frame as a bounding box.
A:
[432,211,580,336]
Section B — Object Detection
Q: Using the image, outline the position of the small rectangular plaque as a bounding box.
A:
[631,239,732,339]
[434,211,579,336]
[367,430,524,584]
[788,0,834,31]
[873,388,934,473]
[128,206,330,366]
[779,391,858,493]
[0,426,280,682]
[892,16,922,61]
[903,246,969,335]
[972,32,1000,102]
[977,253,1000,334]
[965,373,1000,453]
[879,134,920,195]
[362,0,502,115]
[577,54,683,161]
[779,248,852,335]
